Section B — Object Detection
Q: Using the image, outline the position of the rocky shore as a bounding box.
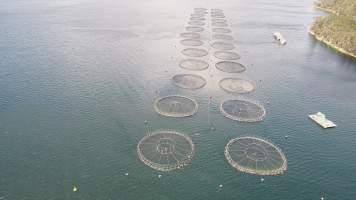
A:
[310,0,356,58]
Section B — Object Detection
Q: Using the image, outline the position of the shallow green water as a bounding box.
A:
[1,0,356,199]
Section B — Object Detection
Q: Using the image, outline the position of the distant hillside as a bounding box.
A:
[310,0,356,58]
[315,0,356,19]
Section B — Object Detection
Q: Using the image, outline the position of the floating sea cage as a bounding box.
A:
[211,41,235,50]
[214,51,241,60]
[212,28,231,34]
[215,61,246,73]
[179,59,209,71]
[224,137,287,175]
[186,26,204,32]
[180,32,201,39]
[220,98,266,122]
[219,78,255,94]
[212,34,234,41]
[211,8,223,12]
[191,13,206,18]
[211,14,225,18]
[172,74,207,90]
[154,95,198,117]
[181,48,209,57]
[211,18,227,24]
[190,17,205,21]
[188,21,205,26]
[211,21,228,27]
[137,130,195,172]
[194,8,208,12]
[180,39,204,47]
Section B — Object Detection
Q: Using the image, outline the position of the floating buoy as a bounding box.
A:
[260,178,264,182]
[73,185,79,192]
[285,135,289,139]
[158,174,162,178]
[320,196,324,200]
[219,184,223,188]
[125,172,129,176]
[144,120,148,124]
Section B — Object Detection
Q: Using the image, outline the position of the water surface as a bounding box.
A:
[1,0,356,199]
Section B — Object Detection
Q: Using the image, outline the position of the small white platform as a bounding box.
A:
[309,112,337,129]
[273,32,287,45]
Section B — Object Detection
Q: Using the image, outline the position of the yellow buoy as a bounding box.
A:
[73,185,79,192]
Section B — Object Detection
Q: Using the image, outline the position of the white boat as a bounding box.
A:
[273,32,287,45]
[309,112,337,129]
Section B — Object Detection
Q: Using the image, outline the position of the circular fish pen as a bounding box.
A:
[219,78,255,94]
[193,11,208,15]
[179,59,209,71]
[188,21,205,26]
[211,12,224,16]
[211,18,227,23]
[194,8,207,12]
[220,99,266,122]
[212,34,234,41]
[172,74,207,90]
[212,22,228,27]
[180,32,200,39]
[190,17,205,21]
[211,14,225,18]
[137,130,195,172]
[180,39,204,46]
[155,95,198,117]
[186,26,204,32]
[191,13,205,18]
[216,61,246,73]
[224,137,287,175]
[214,51,240,60]
[211,8,223,12]
[212,28,231,34]
[182,48,208,57]
[211,41,235,50]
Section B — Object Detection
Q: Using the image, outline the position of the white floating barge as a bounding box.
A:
[309,112,337,129]
[273,32,287,45]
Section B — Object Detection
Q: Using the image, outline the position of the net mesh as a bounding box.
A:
[211,18,227,23]
[172,74,206,89]
[188,21,205,26]
[212,28,231,34]
[190,17,205,21]
[211,14,225,18]
[220,99,266,122]
[137,130,195,172]
[179,59,209,71]
[194,8,208,12]
[219,78,255,94]
[180,39,204,46]
[211,41,235,50]
[214,51,240,60]
[211,8,223,12]
[224,137,287,175]
[155,95,198,117]
[182,48,208,57]
[212,22,228,27]
[215,61,246,73]
[180,32,200,39]
[212,34,234,41]
[186,26,204,32]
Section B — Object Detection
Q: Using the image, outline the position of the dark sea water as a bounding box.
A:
[1,0,356,199]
